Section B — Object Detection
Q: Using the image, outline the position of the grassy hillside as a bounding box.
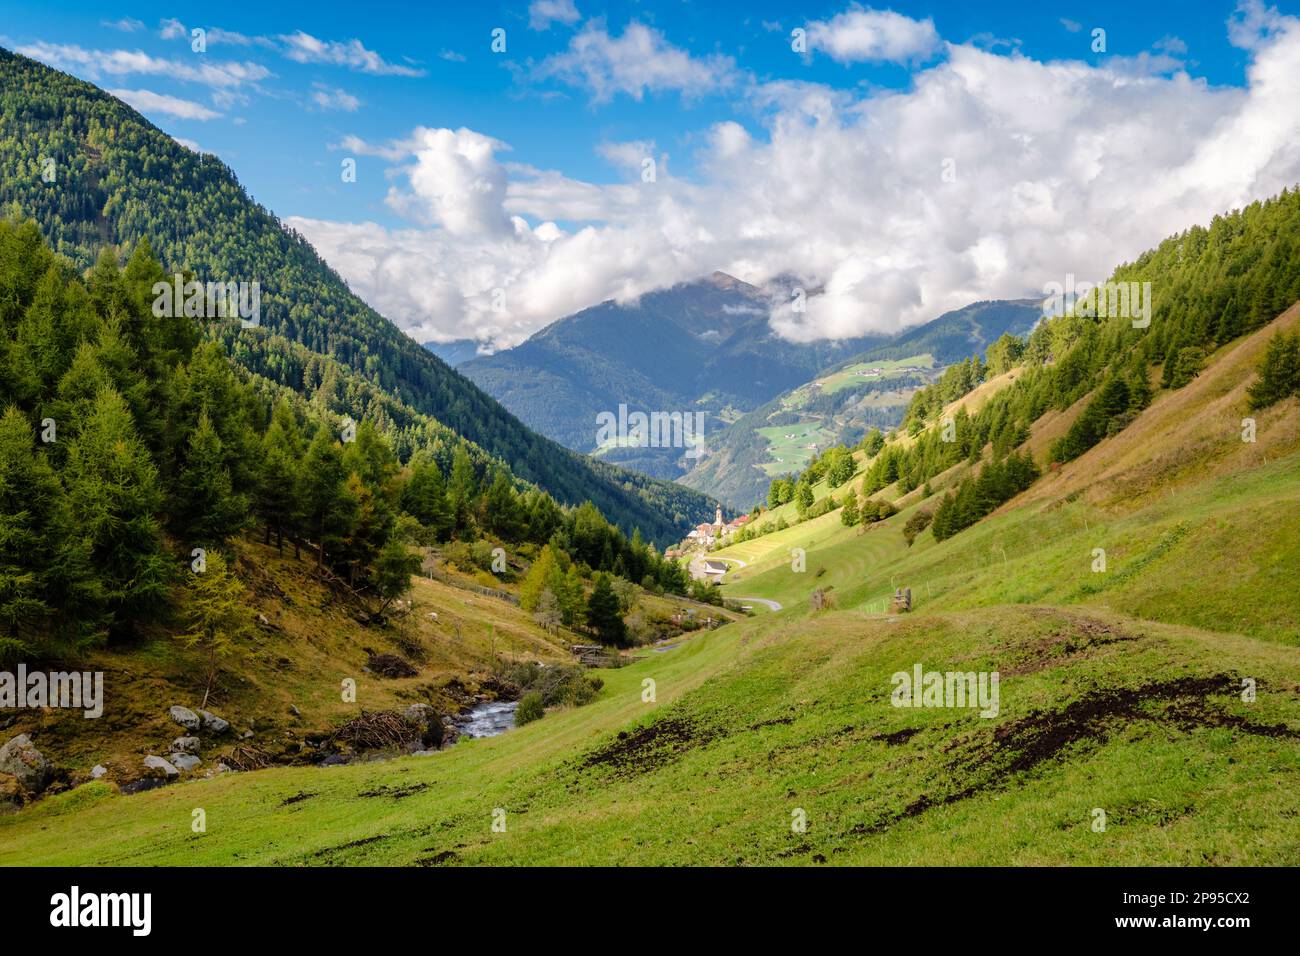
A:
[0,47,716,542]
[5,305,1297,865]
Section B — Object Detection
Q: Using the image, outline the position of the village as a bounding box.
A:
[664,505,752,584]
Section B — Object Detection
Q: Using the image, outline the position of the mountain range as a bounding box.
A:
[459,272,885,480]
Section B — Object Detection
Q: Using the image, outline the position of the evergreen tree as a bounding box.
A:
[399,457,452,540]
[301,428,350,574]
[585,572,626,646]
[179,550,251,708]
[172,408,248,545]
[258,402,305,555]
[0,406,95,659]
[372,537,421,615]
[1248,331,1300,409]
[63,387,169,641]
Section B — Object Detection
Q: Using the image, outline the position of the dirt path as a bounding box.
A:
[732,596,783,611]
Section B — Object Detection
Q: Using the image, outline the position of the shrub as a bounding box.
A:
[516,691,544,725]
[903,509,933,545]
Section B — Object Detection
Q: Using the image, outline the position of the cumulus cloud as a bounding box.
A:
[804,6,941,65]
[109,88,222,120]
[292,2,1300,349]
[529,0,581,32]
[535,20,738,102]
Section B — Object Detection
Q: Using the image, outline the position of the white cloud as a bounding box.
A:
[386,128,514,236]
[277,31,425,76]
[158,18,186,41]
[1229,0,1289,49]
[804,6,941,65]
[333,133,412,162]
[535,20,738,102]
[109,88,222,120]
[528,0,581,31]
[290,6,1300,349]
[16,41,271,89]
[310,84,360,111]
[1060,18,1083,34]
[101,18,144,33]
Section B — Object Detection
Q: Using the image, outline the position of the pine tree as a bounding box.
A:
[447,445,477,534]
[520,545,558,612]
[301,428,349,573]
[372,537,421,616]
[63,387,169,641]
[400,458,450,540]
[179,551,252,708]
[0,406,95,659]
[586,572,626,646]
[485,469,523,539]
[172,408,248,545]
[1248,331,1300,409]
[258,402,305,555]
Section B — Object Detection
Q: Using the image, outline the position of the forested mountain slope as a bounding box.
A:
[0,47,715,542]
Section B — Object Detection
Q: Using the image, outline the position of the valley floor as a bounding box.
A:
[2,599,1297,865]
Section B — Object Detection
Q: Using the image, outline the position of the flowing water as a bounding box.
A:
[458,700,518,738]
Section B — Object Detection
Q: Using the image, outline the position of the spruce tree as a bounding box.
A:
[63,387,169,641]
[586,572,626,646]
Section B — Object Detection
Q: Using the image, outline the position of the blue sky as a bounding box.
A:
[4,2,1300,347]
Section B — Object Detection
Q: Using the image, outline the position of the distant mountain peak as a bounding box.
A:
[704,270,749,289]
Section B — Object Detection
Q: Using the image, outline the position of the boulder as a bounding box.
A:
[170,753,201,772]
[196,709,230,734]
[172,736,201,755]
[0,734,50,793]
[91,764,109,780]
[169,705,201,731]
[142,755,179,778]
[404,704,445,749]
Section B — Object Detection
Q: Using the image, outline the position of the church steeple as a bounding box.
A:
[715,505,723,526]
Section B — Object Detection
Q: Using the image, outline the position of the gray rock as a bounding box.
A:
[172,736,201,754]
[168,705,201,731]
[240,730,254,739]
[170,753,201,772]
[142,755,179,777]
[91,764,108,779]
[404,703,435,724]
[196,709,230,734]
[0,734,50,793]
